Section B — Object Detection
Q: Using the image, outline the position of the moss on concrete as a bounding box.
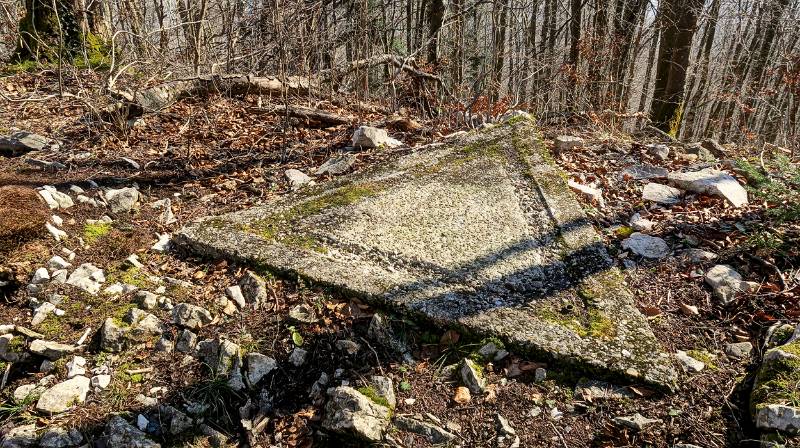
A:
[752,342,800,413]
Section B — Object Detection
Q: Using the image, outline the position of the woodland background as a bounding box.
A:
[0,0,798,147]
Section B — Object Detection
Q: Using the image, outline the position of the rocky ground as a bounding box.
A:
[1,70,799,447]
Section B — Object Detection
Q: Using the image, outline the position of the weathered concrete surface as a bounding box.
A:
[177,120,677,389]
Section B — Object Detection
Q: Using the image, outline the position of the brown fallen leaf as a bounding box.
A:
[453,386,471,404]
[641,306,662,317]
[679,303,699,316]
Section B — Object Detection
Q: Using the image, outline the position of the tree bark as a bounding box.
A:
[649,0,704,133]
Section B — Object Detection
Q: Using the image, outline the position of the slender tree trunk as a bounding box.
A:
[426,0,445,62]
[649,0,704,134]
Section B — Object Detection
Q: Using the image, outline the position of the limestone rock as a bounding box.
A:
[322,386,391,442]
[675,350,705,373]
[629,213,655,232]
[175,329,197,353]
[622,164,668,180]
[0,131,57,154]
[668,169,748,207]
[725,342,753,359]
[285,169,312,189]
[622,233,670,259]
[0,423,38,448]
[36,376,91,413]
[646,144,669,160]
[642,183,682,205]
[289,304,318,323]
[460,358,486,394]
[29,339,75,360]
[351,126,402,149]
[225,285,246,308]
[554,135,583,153]
[756,404,800,433]
[105,187,140,213]
[105,416,160,448]
[66,263,105,295]
[38,426,82,448]
[172,303,213,329]
[613,413,660,431]
[159,405,193,435]
[246,352,277,386]
[575,379,634,402]
[316,153,356,176]
[705,264,756,305]
[568,180,605,208]
[196,338,239,375]
[100,318,127,352]
[239,271,267,308]
[289,347,307,367]
[370,375,396,408]
[394,415,456,444]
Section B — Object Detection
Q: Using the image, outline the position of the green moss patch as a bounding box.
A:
[752,342,800,412]
[83,222,111,244]
[247,182,381,251]
[357,386,391,408]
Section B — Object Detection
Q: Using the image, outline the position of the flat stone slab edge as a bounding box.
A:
[176,119,678,390]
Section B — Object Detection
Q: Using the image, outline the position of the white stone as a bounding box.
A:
[104,187,140,213]
[629,213,654,232]
[32,267,50,284]
[69,185,84,194]
[668,168,748,207]
[646,144,669,160]
[285,169,313,190]
[289,347,308,367]
[35,376,91,413]
[567,180,605,209]
[316,153,356,176]
[705,264,756,305]
[38,189,59,209]
[351,126,402,149]
[45,222,68,241]
[152,233,171,252]
[41,187,74,209]
[66,263,105,295]
[554,135,583,153]
[137,414,149,430]
[225,285,246,308]
[621,233,670,259]
[1,423,38,447]
[31,302,56,326]
[48,256,71,270]
[66,356,87,378]
[756,404,800,433]
[642,183,682,205]
[51,215,63,227]
[91,374,111,389]
[675,350,705,373]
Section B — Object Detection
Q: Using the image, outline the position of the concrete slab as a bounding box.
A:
[177,120,677,389]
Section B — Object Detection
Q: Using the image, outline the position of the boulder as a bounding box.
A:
[704,264,757,305]
[642,183,682,205]
[621,164,668,180]
[0,131,57,154]
[29,339,76,361]
[285,169,312,189]
[568,180,605,209]
[100,318,128,352]
[751,333,800,434]
[104,416,160,448]
[554,135,583,153]
[0,423,38,448]
[351,126,402,149]
[104,187,140,213]
[239,271,267,308]
[38,426,83,448]
[65,263,105,295]
[460,358,486,394]
[172,303,213,329]
[316,153,356,176]
[667,169,748,207]
[322,386,392,442]
[621,233,670,259]
[246,352,277,386]
[394,415,456,444]
[36,376,91,413]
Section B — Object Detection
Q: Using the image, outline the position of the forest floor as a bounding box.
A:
[1,69,799,448]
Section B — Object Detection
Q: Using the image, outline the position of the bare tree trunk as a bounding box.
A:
[649,0,704,134]
[426,0,445,62]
